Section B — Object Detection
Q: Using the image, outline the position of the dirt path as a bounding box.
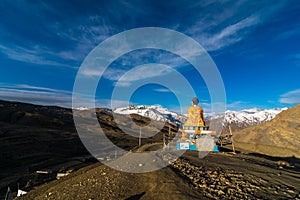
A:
[20,162,205,200]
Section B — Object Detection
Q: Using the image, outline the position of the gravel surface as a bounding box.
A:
[19,144,300,200]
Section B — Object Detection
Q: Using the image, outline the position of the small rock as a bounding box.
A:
[287,189,295,194]
[226,188,234,195]
[218,190,225,195]
[205,193,214,199]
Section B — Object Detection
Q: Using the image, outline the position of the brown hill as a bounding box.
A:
[234,104,300,157]
[0,100,177,198]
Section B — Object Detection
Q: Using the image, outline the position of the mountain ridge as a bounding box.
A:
[113,105,287,132]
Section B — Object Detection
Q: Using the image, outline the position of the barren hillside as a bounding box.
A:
[234,104,300,157]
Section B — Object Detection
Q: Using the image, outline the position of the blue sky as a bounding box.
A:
[0,0,299,112]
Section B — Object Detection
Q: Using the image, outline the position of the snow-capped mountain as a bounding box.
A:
[205,107,288,132]
[113,105,186,124]
[114,105,287,132]
[74,107,90,111]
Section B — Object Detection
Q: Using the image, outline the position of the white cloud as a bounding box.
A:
[0,83,135,109]
[184,1,286,52]
[153,88,171,93]
[279,89,300,104]
[51,13,121,63]
[116,50,187,70]
[78,49,191,92]
[17,84,72,94]
[0,1,286,68]
[115,64,172,87]
[194,15,260,51]
[0,6,115,67]
[0,83,72,107]
[0,44,72,67]
[79,68,106,77]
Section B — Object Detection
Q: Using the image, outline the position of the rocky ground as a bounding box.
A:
[171,155,299,199]
[19,145,300,200]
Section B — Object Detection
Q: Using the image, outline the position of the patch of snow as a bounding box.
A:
[74,107,90,111]
[114,105,286,128]
[114,105,186,125]
[205,107,287,126]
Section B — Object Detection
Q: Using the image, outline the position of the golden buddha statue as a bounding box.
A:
[184,97,205,127]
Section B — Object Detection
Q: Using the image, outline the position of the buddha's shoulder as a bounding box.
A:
[188,106,203,111]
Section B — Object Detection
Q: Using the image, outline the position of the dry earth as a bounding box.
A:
[19,144,300,200]
[234,104,300,157]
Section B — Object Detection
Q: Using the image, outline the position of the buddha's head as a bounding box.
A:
[192,97,199,106]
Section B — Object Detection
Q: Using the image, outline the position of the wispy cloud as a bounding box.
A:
[80,49,189,81]
[0,2,115,67]
[115,64,173,87]
[0,18,114,67]
[117,50,188,69]
[183,1,287,52]
[279,89,300,104]
[0,0,287,69]
[153,88,171,93]
[52,18,116,61]
[0,44,73,67]
[0,83,135,108]
[191,15,260,51]
[0,0,285,72]
[0,83,72,107]
[276,27,300,40]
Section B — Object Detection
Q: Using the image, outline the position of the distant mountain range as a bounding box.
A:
[114,105,186,125]
[205,107,287,133]
[113,105,287,132]
[113,105,300,157]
